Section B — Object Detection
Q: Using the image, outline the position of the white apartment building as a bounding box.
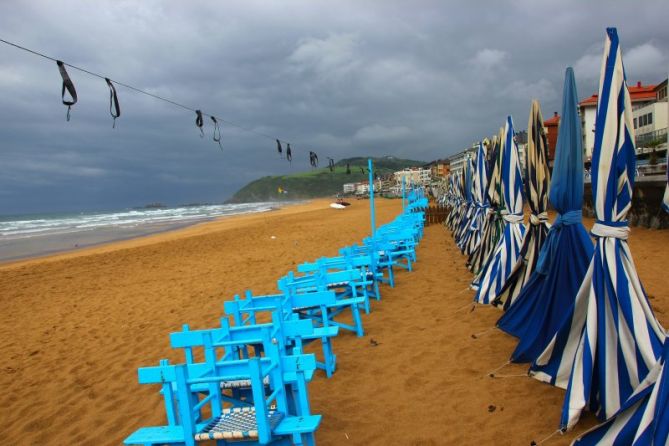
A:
[579,81,663,160]
[393,167,432,185]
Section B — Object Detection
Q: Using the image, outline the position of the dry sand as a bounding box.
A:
[1,198,667,445]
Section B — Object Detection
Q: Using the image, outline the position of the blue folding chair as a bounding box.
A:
[125,334,320,445]
[224,291,339,377]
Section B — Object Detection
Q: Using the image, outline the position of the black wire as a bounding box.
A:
[0,37,301,148]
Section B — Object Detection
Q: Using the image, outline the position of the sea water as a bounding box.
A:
[0,202,280,262]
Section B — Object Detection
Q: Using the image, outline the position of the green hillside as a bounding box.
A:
[227,156,425,203]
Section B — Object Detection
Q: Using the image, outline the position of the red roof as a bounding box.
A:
[579,81,657,107]
[544,112,560,125]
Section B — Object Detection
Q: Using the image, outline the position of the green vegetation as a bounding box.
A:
[227,156,425,203]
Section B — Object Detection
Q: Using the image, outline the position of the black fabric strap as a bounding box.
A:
[286,143,292,162]
[195,110,204,137]
[276,139,283,157]
[211,116,223,150]
[104,78,120,128]
[56,60,77,121]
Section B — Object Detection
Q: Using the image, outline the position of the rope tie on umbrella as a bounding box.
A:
[536,210,583,274]
[501,210,523,224]
[529,212,549,225]
[591,220,630,240]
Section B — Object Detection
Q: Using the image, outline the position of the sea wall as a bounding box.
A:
[583,175,669,229]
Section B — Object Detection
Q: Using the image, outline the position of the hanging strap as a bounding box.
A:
[211,116,223,150]
[276,139,283,157]
[286,143,292,162]
[104,78,121,128]
[56,60,77,121]
[195,110,204,137]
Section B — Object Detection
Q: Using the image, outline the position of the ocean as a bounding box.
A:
[0,202,282,262]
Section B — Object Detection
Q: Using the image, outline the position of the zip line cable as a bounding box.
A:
[0,37,317,159]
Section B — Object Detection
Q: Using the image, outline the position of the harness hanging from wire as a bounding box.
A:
[327,158,335,172]
[276,139,283,158]
[104,77,121,128]
[56,60,77,121]
[309,151,318,168]
[211,116,223,150]
[195,110,204,137]
[286,143,292,162]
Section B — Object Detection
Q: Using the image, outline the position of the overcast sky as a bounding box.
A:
[1,0,667,214]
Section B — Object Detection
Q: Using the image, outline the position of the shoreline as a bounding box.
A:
[0,202,299,269]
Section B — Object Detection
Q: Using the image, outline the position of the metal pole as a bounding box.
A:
[402,175,406,212]
[368,158,376,236]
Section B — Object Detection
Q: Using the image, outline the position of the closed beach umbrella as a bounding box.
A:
[469,132,504,279]
[494,100,551,310]
[455,155,475,248]
[530,28,666,430]
[572,338,669,445]
[473,116,525,304]
[462,141,489,256]
[495,67,595,365]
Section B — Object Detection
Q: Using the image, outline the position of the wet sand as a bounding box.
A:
[0,198,667,445]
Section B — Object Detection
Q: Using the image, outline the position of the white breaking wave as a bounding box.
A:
[0,203,277,240]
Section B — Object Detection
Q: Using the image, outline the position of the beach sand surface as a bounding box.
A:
[1,198,667,445]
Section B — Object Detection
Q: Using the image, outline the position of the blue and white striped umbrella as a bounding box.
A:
[497,68,594,364]
[456,155,476,250]
[474,116,525,303]
[530,28,666,431]
[494,100,551,310]
[572,338,669,445]
[462,144,488,256]
[468,135,502,276]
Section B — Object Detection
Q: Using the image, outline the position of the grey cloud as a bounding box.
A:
[0,0,668,213]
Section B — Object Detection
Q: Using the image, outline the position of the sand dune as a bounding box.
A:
[0,198,667,445]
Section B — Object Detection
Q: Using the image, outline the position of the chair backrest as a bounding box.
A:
[278,269,363,295]
[137,350,317,444]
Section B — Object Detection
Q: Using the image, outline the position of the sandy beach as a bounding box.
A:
[1,198,667,445]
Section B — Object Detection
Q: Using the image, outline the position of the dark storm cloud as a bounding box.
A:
[0,0,667,213]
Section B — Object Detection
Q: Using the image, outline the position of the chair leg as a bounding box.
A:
[321,337,335,377]
[351,304,364,337]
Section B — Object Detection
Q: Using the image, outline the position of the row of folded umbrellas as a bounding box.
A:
[441,28,667,445]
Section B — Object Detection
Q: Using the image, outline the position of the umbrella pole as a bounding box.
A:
[368,158,376,237]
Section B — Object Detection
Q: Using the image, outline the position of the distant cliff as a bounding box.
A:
[227,156,425,203]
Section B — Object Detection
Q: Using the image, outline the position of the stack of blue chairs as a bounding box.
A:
[124,188,426,446]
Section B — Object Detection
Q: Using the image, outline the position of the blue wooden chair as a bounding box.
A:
[224,292,339,377]
[297,255,383,303]
[278,270,367,337]
[124,334,320,445]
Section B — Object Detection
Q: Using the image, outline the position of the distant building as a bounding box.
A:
[342,183,356,194]
[393,167,432,185]
[579,81,659,160]
[634,79,668,149]
[544,112,560,164]
[429,160,450,178]
[355,182,369,195]
[448,145,477,175]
